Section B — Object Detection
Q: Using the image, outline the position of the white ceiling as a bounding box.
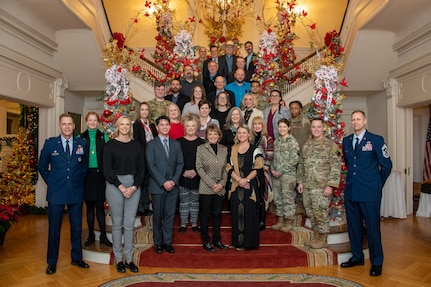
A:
[2,0,431,98]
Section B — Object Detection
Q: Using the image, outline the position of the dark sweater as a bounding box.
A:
[177,137,205,189]
[103,139,145,188]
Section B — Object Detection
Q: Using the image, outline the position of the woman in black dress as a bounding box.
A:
[133,102,158,216]
[226,124,264,250]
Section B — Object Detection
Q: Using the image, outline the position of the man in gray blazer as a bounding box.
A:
[146,115,184,254]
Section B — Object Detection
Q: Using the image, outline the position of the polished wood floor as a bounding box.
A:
[1,213,431,287]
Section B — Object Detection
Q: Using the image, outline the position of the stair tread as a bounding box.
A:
[329,236,368,253]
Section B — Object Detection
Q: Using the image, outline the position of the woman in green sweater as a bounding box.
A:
[79,112,112,247]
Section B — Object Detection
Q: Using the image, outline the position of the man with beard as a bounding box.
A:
[180,65,198,98]
[244,41,257,75]
[165,79,190,112]
[196,46,208,83]
[225,68,251,107]
[227,57,252,84]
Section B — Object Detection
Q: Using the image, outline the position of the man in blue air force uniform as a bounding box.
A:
[38,113,89,275]
[340,110,392,277]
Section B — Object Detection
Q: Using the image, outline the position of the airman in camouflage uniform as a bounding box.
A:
[289,100,311,216]
[147,81,172,123]
[298,118,341,249]
[289,101,311,150]
[270,118,300,233]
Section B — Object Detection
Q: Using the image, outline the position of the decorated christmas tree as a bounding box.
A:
[99,64,136,136]
[253,0,311,93]
[0,127,36,206]
[19,105,38,185]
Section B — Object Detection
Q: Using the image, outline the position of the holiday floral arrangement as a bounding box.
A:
[99,65,136,136]
[0,204,19,233]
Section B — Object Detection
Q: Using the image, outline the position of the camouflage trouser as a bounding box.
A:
[302,188,331,233]
[272,174,296,220]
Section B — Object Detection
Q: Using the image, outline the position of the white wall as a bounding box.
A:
[367,91,388,141]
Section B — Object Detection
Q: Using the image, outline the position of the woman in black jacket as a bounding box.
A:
[79,111,112,247]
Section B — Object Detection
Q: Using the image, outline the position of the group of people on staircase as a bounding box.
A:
[37,41,392,277]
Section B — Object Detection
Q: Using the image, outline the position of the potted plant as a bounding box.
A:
[0,204,19,245]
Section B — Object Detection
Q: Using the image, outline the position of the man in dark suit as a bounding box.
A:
[219,41,237,79]
[203,61,222,95]
[146,115,184,254]
[38,113,90,275]
[207,75,235,108]
[164,79,190,112]
[341,110,392,277]
[203,45,228,80]
[244,41,257,75]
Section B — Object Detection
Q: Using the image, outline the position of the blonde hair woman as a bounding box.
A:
[251,116,274,230]
[177,113,205,234]
[226,124,264,250]
[166,103,184,139]
[103,116,146,273]
[241,93,263,128]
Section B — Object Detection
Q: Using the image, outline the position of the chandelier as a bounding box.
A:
[199,0,254,35]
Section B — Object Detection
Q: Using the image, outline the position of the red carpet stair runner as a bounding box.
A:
[112,213,340,269]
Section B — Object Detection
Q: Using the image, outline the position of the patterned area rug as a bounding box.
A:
[99,273,363,287]
[125,213,338,268]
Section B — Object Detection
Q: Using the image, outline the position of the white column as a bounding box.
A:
[384,78,413,215]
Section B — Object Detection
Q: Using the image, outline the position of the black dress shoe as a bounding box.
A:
[192,226,201,233]
[370,265,382,276]
[340,258,365,268]
[125,261,139,273]
[259,222,266,231]
[46,264,56,275]
[178,226,186,233]
[203,242,215,252]
[143,209,153,216]
[84,237,95,246]
[214,241,228,250]
[163,244,175,253]
[100,237,113,247]
[116,262,126,273]
[154,245,163,254]
[71,260,89,268]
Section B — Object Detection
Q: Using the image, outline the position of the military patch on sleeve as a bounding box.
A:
[381,144,390,158]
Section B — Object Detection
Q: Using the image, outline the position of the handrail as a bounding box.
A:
[128,49,321,94]
[282,49,323,96]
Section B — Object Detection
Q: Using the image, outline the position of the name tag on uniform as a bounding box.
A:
[52,150,59,156]
[362,141,373,151]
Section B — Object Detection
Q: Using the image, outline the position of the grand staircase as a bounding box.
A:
[82,209,369,266]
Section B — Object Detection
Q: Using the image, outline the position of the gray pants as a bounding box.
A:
[105,175,140,263]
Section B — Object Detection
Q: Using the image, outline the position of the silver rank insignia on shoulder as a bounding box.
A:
[381,144,390,158]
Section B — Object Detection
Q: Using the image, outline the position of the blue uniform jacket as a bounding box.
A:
[342,130,392,202]
[38,136,89,204]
